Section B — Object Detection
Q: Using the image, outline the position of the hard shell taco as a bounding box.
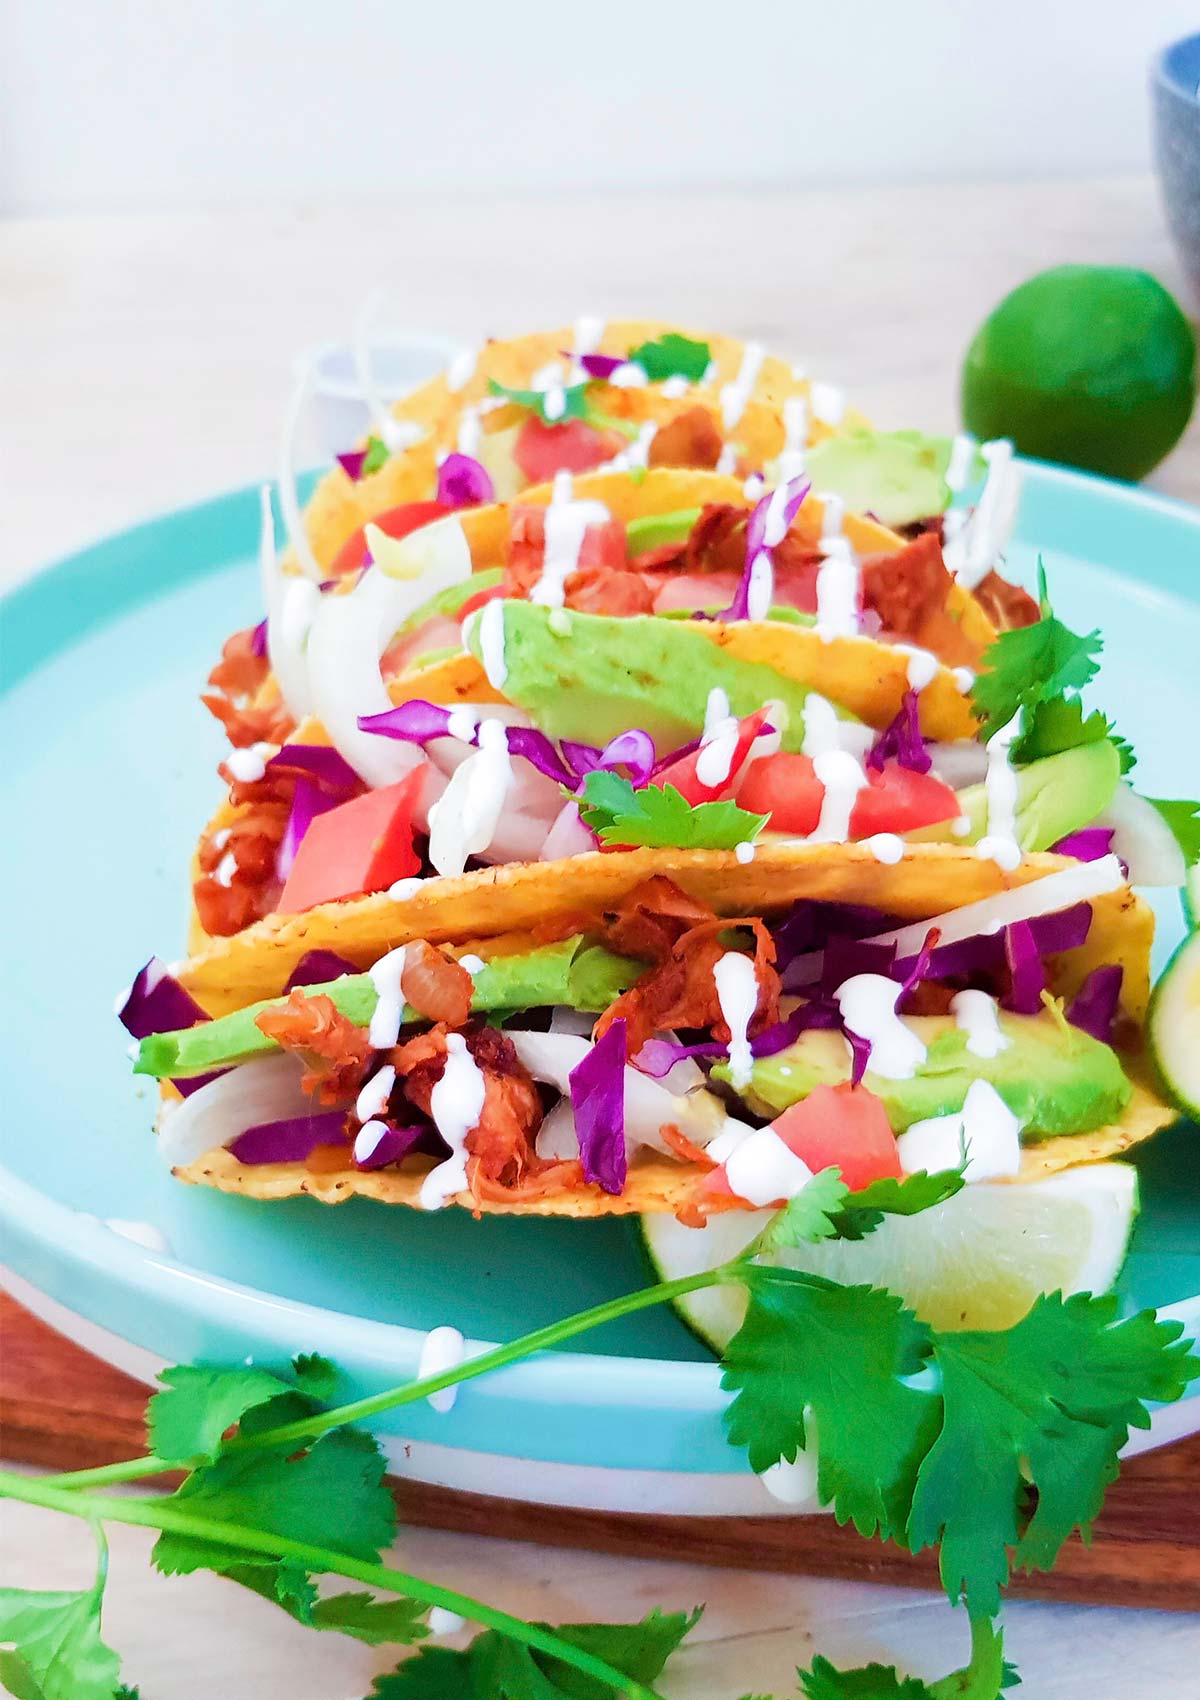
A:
[125,846,1174,1222]
[192,462,1043,944]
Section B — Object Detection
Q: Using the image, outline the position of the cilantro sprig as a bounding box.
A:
[488,377,592,426]
[361,433,391,476]
[625,332,712,383]
[1,1161,1194,1699]
[579,771,768,850]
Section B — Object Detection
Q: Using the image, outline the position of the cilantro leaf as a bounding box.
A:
[114,1688,143,1699]
[0,1560,121,1700]
[722,1268,940,1539]
[488,378,590,425]
[310,1590,429,1646]
[152,1427,396,1579]
[799,1657,932,1699]
[147,1363,294,1465]
[907,1291,1200,1615]
[626,332,712,383]
[1147,797,1200,866]
[829,1169,965,1242]
[369,1608,698,1699]
[971,587,1102,744]
[361,434,390,476]
[1011,696,1110,765]
[578,773,767,851]
[752,1168,851,1255]
[292,1352,339,1402]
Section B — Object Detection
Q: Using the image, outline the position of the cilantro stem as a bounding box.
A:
[49,1263,742,1487]
[0,1468,667,1700]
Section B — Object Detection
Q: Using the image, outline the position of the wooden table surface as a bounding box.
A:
[2,177,1199,1696]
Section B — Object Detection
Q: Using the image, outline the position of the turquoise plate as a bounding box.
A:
[2,462,1199,1510]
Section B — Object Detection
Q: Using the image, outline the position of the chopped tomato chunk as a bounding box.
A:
[277,767,426,913]
[735,752,958,839]
[513,416,625,482]
[456,582,506,621]
[328,501,450,578]
[507,504,628,580]
[654,707,778,805]
[771,1084,901,1191]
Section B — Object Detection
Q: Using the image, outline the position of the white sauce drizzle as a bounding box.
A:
[951,990,1010,1059]
[477,598,508,689]
[800,692,840,758]
[225,741,271,784]
[573,314,605,362]
[660,375,690,399]
[353,1119,391,1164]
[530,473,610,608]
[735,839,756,864]
[895,644,940,692]
[702,685,731,736]
[356,1063,397,1124]
[724,1128,814,1206]
[428,1608,467,1636]
[865,833,905,864]
[417,1323,467,1411]
[446,705,480,744]
[742,473,765,501]
[809,381,846,427]
[458,953,485,975]
[609,361,648,389]
[446,347,477,393]
[820,493,845,538]
[215,851,237,887]
[387,876,425,899]
[456,404,483,458]
[897,1079,1021,1182]
[952,814,973,837]
[945,438,1021,589]
[421,1034,487,1209]
[715,442,738,476]
[834,974,927,1079]
[814,535,860,643]
[945,432,977,493]
[720,340,766,431]
[810,748,867,841]
[607,420,658,472]
[952,666,975,694]
[976,711,1023,871]
[368,947,408,1049]
[427,718,514,875]
[210,828,231,853]
[697,691,740,788]
[713,952,759,1089]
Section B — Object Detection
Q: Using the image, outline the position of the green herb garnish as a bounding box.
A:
[579,772,767,851]
[626,332,712,383]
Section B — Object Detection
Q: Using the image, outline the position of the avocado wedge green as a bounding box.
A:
[136,938,644,1080]
[715,1011,1131,1140]
[912,740,1121,853]
[804,428,983,528]
[626,508,702,554]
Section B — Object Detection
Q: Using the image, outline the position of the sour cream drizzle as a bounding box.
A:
[976,711,1023,871]
[355,1062,397,1123]
[697,692,740,788]
[897,1078,1021,1182]
[724,1128,813,1207]
[895,643,940,691]
[945,438,1020,589]
[477,598,508,689]
[368,947,408,1049]
[713,951,759,1089]
[720,340,766,431]
[834,974,927,1078]
[776,394,809,483]
[809,380,846,427]
[446,347,477,393]
[530,473,609,607]
[715,443,739,475]
[456,404,483,458]
[951,989,1010,1059]
[417,1323,467,1411]
[421,1034,487,1209]
[427,717,514,875]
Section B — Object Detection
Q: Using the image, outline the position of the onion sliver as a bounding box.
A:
[1097,785,1187,888]
[156,1054,314,1170]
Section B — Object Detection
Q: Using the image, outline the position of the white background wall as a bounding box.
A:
[2,0,1194,214]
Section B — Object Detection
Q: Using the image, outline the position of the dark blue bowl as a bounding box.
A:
[1153,33,1200,304]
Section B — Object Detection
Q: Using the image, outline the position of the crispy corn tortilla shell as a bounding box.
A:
[178,843,1153,1018]
[173,1072,1177,1215]
[290,325,855,575]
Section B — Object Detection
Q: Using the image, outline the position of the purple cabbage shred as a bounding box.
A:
[568,1017,628,1194]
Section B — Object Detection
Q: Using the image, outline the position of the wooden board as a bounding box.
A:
[3,1293,1198,1611]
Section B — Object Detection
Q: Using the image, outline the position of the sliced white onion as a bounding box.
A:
[1096,785,1187,888]
[505,1030,747,1156]
[155,1054,311,1170]
[786,854,1126,987]
[928,739,990,790]
[541,800,595,861]
[535,1097,580,1161]
[306,517,471,788]
[260,483,319,721]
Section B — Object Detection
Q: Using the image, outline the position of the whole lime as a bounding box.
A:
[961,265,1196,481]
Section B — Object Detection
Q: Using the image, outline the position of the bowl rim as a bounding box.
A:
[1155,31,1200,104]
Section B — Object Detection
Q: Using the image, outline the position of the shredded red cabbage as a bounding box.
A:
[503,727,576,787]
[336,450,368,482]
[1050,827,1115,862]
[266,743,363,794]
[284,950,358,992]
[354,1121,435,1171]
[1003,921,1046,1014]
[633,1037,723,1077]
[562,729,657,789]
[568,1018,628,1195]
[360,699,457,744]
[436,452,494,509]
[1066,965,1124,1045]
[577,352,626,380]
[709,475,810,621]
[277,777,340,879]
[250,619,268,658]
[866,691,931,775]
[118,959,220,1099]
[230,1110,349,1165]
[773,901,895,977]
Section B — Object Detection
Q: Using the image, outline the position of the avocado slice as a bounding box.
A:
[804,428,983,528]
[626,508,702,554]
[913,740,1121,853]
[715,1010,1131,1140]
[397,567,503,634]
[136,937,645,1080]
[468,603,844,751]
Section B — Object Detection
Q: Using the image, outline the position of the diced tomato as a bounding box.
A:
[508,505,628,577]
[277,767,427,913]
[771,1084,901,1191]
[849,765,959,837]
[379,615,464,679]
[735,753,958,839]
[327,501,450,578]
[646,571,742,614]
[456,582,506,621]
[513,417,626,483]
[735,752,824,833]
[654,707,779,805]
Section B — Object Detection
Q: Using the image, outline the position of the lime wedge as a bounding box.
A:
[961,265,1196,482]
[1149,931,1200,1119]
[640,1163,1138,1347]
